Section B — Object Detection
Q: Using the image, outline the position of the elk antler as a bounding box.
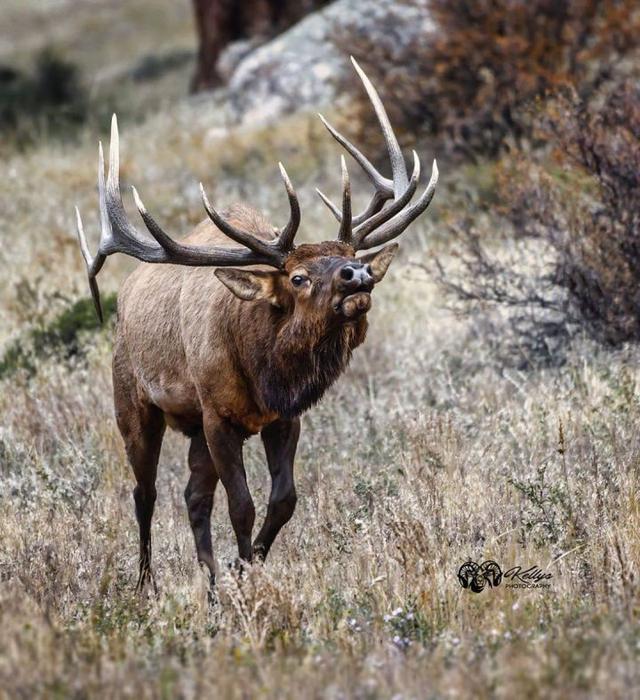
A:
[316,57,438,251]
[75,115,301,322]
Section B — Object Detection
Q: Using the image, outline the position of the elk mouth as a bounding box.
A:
[335,290,372,319]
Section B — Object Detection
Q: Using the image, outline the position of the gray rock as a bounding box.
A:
[225,0,434,126]
[217,38,265,83]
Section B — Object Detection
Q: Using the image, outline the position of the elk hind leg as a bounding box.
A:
[185,430,219,589]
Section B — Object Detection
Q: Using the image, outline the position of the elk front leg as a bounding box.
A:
[203,413,255,564]
[253,417,300,561]
[185,430,219,587]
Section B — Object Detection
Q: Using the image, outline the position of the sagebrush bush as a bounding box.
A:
[434,79,640,358]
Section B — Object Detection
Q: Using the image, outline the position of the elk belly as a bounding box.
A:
[144,380,200,420]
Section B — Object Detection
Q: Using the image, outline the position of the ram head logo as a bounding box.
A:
[457,560,503,593]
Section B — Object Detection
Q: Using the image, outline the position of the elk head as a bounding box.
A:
[215,238,396,330]
[75,57,438,327]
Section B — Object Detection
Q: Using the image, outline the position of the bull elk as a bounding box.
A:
[75,58,438,592]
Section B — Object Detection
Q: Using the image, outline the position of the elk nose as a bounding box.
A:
[338,263,373,292]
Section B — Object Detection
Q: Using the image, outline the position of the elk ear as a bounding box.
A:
[357,242,399,282]
[215,268,281,305]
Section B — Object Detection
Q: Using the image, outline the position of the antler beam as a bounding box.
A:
[75,115,301,321]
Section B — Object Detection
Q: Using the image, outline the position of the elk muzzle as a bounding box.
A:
[334,262,374,319]
[337,263,374,293]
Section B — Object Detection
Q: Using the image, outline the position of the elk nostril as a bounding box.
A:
[365,264,373,276]
[340,266,354,281]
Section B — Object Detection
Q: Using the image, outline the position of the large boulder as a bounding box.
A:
[224,0,434,126]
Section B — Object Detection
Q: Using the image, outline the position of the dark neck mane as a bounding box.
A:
[257,319,366,419]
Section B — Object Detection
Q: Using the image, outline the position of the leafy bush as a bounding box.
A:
[0,293,117,379]
[342,0,639,157]
[433,80,640,360]
[0,48,88,148]
[130,49,194,83]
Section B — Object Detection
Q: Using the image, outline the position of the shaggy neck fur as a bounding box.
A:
[258,316,367,419]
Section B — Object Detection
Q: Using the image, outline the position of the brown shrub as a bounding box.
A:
[340,0,639,157]
[434,80,640,359]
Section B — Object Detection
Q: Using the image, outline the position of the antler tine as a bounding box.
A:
[356,159,439,251]
[317,156,354,239]
[75,206,106,322]
[274,162,301,252]
[317,113,393,195]
[315,187,342,222]
[97,141,111,253]
[199,161,300,260]
[337,156,352,244]
[353,151,421,245]
[199,184,275,257]
[351,56,409,197]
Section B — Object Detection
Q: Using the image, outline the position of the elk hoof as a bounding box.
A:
[227,558,250,578]
[135,569,158,599]
[252,543,267,562]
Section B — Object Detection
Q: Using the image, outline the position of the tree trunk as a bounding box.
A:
[190,0,330,92]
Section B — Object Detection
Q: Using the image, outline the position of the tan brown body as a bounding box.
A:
[114,213,367,439]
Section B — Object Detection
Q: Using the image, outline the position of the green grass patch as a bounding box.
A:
[0,293,117,379]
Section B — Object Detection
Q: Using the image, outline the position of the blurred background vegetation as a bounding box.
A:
[1,0,638,369]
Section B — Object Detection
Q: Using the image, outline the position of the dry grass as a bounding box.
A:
[1,0,194,78]
[2,269,640,698]
[1,3,639,698]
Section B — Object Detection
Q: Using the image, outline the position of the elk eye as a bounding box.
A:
[291,275,308,287]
